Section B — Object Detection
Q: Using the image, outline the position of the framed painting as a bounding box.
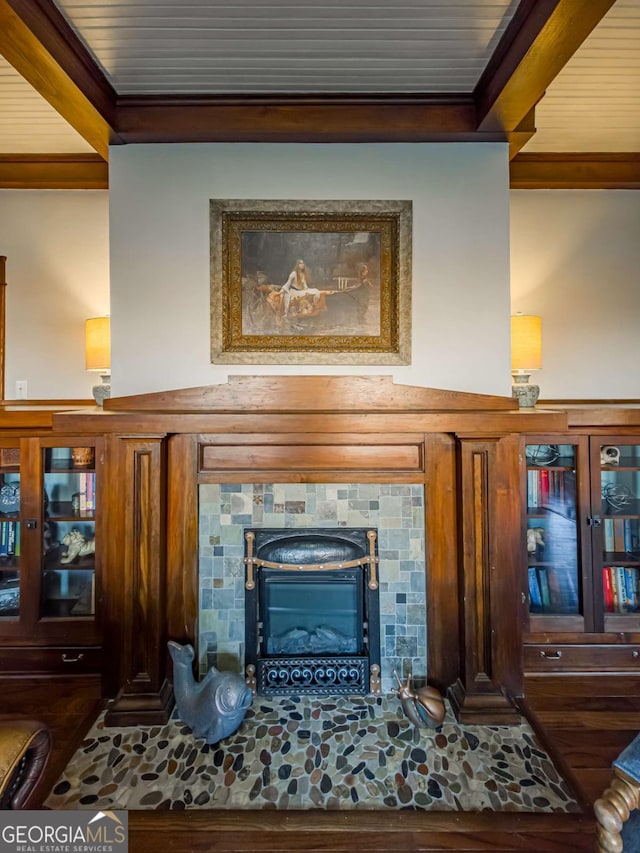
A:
[210,199,412,364]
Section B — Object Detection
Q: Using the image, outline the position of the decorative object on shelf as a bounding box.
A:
[0,483,19,515]
[601,445,621,466]
[511,314,542,408]
[0,448,20,467]
[527,527,546,554]
[210,198,412,365]
[393,671,445,729]
[168,641,252,744]
[526,444,559,466]
[71,446,94,468]
[60,529,95,564]
[602,483,633,511]
[85,316,111,406]
[0,578,19,614]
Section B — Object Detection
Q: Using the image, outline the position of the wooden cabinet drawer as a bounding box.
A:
[0,646,102,674]
[525,643,640,672]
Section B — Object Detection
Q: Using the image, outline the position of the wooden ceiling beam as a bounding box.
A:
[115,94,507,144]
[510,154,640,190]
[475,0,617,133]
[0,0,118,159]
[0,154,108,189]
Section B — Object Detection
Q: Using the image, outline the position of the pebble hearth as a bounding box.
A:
[46,696,579,813]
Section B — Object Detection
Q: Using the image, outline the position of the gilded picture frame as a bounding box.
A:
[210,199,412,364]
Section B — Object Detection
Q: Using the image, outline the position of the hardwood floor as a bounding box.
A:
[5,674,637,850]
[523,673,640,806]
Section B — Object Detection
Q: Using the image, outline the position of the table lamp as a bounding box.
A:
[511,314,542,408]
[85,316,110,405]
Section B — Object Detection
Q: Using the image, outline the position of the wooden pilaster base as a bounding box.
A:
[104,679,174,727]
[448,679,521,725]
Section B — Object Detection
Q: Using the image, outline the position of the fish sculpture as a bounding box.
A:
[394,671,446,729]
[168,641,253,744]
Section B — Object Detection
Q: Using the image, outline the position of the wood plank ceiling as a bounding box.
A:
[0,0,638,189]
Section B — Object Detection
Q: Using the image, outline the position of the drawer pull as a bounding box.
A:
[633,651,639,659]
[539,650,562,660]
[61,653,84,663]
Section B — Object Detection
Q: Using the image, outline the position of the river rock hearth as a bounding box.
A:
[45,696,579,813]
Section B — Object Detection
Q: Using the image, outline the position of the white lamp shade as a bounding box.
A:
[511,315,542,371]
[85,317,111,372]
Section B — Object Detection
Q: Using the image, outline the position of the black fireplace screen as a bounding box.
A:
[244,528,381,696]
[262,570,363,656]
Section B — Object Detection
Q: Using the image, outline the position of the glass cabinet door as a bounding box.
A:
[41,445,97,619]
[525,440,586,632]
[0,446,21,620]
[596,439,640,632]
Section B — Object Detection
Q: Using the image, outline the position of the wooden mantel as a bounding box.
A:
[49,377,568,728]
[53,375,568,435]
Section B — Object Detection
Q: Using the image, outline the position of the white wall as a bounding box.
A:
[109,143,512,397]
[0,190,109,400]
[4,169,637,404]
[510,190,640,400]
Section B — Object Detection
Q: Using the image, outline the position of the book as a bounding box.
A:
[624,568,638,611]
[78,472,87,512]
[624,520,639,557]
[603,567,615,613]
[613,519,626,553]
[537,567,551,611]
[604,518,615,553]
[616,567,628,612]
[528,567,542,611]
[539,470,550,506]
[86,474,95,511]
[6,522,15,556]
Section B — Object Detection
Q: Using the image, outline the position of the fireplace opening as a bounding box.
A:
[244,528,381,696]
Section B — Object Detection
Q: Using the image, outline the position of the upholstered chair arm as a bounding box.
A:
[0,720,52,810]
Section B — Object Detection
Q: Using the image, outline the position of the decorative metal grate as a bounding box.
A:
[258,656,367,695]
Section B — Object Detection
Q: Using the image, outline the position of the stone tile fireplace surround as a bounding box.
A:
[198,483,426,695]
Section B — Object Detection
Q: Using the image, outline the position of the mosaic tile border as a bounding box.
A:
[199,484,427,693]
[45,697,579,814]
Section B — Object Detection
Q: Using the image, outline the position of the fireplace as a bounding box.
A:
[198,482,427,695]
[244,528,381,696]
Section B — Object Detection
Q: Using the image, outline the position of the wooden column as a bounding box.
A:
[424,432,460,692]
[166,433,199,645]
[448,435,522,724]
[105,435,173,725]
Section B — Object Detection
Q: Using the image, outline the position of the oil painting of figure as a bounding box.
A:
[240,230,381,337]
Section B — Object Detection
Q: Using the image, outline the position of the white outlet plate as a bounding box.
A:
[15,380,27,399]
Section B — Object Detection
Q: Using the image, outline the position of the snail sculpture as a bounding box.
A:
[394,671,446,729]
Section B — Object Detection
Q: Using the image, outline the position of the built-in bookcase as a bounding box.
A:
[0,436,102,655]
[524,437,589,634]
[0,445,21,619]
[592,439,640,633]
[524,434,640,639]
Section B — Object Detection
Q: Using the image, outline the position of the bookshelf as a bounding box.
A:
[0,446,20,619]
[595,439,640,633]
[524,432,640,671]
[0,433,102,671]
[41,446,97,620]
[524,440,587,634]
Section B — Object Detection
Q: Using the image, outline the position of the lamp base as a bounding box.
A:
[92,374,111,407]
[512,373,539,408]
